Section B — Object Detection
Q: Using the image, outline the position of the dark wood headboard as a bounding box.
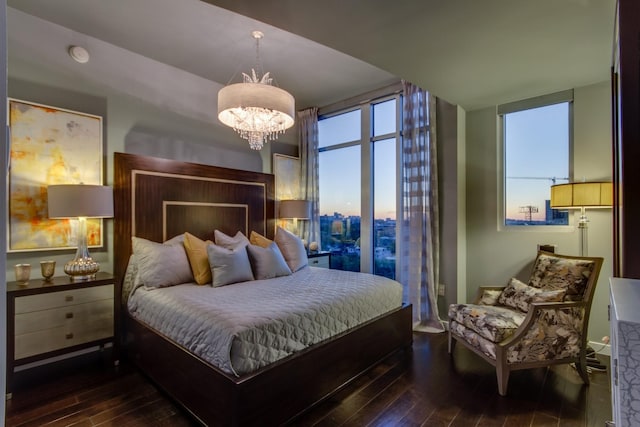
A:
[113,152,275,285]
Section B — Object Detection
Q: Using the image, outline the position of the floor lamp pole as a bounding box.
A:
[578,207,588,256]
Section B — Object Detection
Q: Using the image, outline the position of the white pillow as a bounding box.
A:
[274,226,308,272]
[213,230,249,249]
[246,242,292,280]
[132,236,193,288]
[207,243,254,287]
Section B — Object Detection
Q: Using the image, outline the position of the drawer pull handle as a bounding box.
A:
[65,312,74,319]
[65,333,74,340]
[65,295,74,302]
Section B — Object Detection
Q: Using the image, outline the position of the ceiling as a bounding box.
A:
[7,0,616,111]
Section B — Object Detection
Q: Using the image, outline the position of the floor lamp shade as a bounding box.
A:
[550,182,612,209]
[550,182,612,256]
[47,184,114,281]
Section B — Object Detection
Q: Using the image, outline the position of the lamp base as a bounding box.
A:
[64,257,100,282]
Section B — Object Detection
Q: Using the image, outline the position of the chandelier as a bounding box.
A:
[218,31,295,150]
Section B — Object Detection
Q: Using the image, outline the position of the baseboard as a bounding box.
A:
[588,340,611,357]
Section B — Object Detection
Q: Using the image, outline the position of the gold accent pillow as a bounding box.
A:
[250,231,273,248]
[183,232,213,285]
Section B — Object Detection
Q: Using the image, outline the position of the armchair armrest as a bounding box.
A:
[499,300,587,363]
[474,286,506,305]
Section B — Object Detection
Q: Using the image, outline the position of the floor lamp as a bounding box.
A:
[550,181,612,256]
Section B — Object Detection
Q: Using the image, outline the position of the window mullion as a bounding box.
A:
[361,104,373,273]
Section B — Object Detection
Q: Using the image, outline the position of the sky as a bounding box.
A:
[504,102,569,220]
[318,100,397,220]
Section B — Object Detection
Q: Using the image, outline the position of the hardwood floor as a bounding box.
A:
[6,333,612,426]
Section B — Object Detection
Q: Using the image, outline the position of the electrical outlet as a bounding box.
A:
[438,283,446,296]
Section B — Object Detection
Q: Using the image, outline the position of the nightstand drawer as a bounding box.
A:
[309,255,330,268]
[15,298,114,335]
[15,316,114,359]
[15,284,113,314]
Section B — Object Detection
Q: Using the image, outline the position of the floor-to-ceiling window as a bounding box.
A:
[318,92,401,278]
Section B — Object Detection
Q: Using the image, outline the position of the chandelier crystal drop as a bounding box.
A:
[217,31,295,150]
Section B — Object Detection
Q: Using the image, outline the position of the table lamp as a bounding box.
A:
[279,199,311,240]
[48,184,114,281]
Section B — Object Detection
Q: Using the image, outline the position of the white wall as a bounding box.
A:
[464,81,613,342]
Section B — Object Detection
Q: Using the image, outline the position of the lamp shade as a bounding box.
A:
[218,83,295,131]
[48,184,114,218]
[550,182,612,209]
[279,200,311,219]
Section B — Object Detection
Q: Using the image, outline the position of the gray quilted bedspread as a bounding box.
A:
[127,267,403,376]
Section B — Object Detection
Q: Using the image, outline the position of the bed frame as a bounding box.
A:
[113,152,413,426]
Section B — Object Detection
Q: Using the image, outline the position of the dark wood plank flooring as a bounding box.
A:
[6,333,612,426]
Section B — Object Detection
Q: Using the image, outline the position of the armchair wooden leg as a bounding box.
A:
[448,330,456,354]
[496,362,510,396]
[575,354,590,385]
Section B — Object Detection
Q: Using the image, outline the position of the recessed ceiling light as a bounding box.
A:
[68,45,90,64]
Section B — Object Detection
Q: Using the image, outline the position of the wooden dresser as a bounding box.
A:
[6,272,115,398]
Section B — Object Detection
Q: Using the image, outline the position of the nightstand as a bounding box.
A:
[308,252,331,268]
[6,272,115,398]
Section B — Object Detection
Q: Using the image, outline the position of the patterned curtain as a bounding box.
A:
[298,107,320,248]
[400,81,445,333]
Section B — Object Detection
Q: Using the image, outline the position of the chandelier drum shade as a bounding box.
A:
[217,31,295,150]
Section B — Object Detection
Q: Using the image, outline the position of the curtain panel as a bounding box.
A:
[400,81,445,333]
[298,107,320,247]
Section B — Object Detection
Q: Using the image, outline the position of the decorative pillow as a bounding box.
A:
[498,277,566,312]
[274,226,308,272]
[214,230,249,249]
[528,253,596,298]
[249,230,273,248]
[477,289,503,306]
[207,243,254,287]
[132,236,193,288]
[246,242,292,280]
[183,232,213,285]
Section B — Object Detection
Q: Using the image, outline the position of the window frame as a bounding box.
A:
[318,89,402,275]
[497,90,575,231]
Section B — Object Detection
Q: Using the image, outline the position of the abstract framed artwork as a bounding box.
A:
[272,153,300,201]
[7,98,104,252]
[273,153,301,233]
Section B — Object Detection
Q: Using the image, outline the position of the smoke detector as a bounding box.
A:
[68,45,90,64]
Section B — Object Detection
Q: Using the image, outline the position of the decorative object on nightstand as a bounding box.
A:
[40,260,56,281]
[5,272,115,398]
[47,184,114,281]
[14,264,31,283]
[279,199,311,243]
[550,181,612,256]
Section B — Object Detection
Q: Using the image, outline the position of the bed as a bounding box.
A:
[113,152,413,426]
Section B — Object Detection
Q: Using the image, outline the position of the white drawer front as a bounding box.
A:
[15,284,113,313]
[15,299,114,335]
[15,315,114,359]
[309,256,330,268]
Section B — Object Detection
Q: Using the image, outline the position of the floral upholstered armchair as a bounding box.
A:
[448,251,603,396]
